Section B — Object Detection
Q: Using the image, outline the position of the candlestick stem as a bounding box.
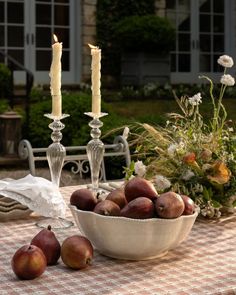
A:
[45,114,69,186]
[36,113,73,229]
[85,112,108,191]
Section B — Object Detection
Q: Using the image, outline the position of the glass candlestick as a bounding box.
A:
[45,113,69,186]
[85,112,108,192]
[36,113,73,229]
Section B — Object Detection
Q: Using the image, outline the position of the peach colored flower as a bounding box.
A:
[183,152,196,164]
[207,161,231,185]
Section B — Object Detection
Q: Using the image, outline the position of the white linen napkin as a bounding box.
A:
[0,174,66,218]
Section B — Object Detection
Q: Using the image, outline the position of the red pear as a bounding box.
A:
[11,245,47,280]
[106,187,127,209]
[181,195,195,215]
[121,197,155,219]
[61,235,93,270]
[155,191,184,219]
[70,188,97,211]
[124,177,158,202]
[93,199,120,216]
[31,225,61,265]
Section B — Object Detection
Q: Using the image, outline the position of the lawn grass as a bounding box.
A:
[107,98,236,125]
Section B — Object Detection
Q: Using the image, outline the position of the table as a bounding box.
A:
[0,184,236,295]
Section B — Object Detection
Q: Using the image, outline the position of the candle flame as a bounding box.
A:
[53,34,58,43]
[88,43,98,49]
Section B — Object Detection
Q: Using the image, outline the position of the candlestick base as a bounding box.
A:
[85,112,108,192]
[36,217,73,229]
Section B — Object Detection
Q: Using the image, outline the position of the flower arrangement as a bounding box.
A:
[128,55,236,218]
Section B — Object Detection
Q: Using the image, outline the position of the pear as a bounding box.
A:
[31,225,61,265]
[124,177,158,202]
[106,187,127,209]
[155,191,184,219]
[61,235,93,270]
[11,245,47,280]
[70,188,97,211]
[93,200,120,216]
[120,197,155,219]
[181,194,195,215]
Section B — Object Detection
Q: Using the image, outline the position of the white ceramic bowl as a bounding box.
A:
[69,204,198,260]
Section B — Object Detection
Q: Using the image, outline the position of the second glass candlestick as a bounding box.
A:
[85,112,108,191]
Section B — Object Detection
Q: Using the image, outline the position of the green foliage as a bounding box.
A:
[0,99,10,113]
[96,0,155,76]
[113,15,175,53]
[27,92,133,148]
[0,63,11,99]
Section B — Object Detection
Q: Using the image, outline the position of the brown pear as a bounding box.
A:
[155,191,184,219]
[31,225,61,265]
[93,200,120,216]
[106,187,127,209]
[120,197,155,219]
[70,188,97,211]
[124,177,158,202]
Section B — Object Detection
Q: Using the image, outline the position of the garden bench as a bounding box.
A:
[18,131,131,182]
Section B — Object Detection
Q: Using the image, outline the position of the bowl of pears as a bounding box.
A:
[69,176,198,260]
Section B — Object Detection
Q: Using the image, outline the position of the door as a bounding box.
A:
[0,0,78,84]
[167,0,235,84]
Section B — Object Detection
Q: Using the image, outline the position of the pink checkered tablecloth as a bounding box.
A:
[0,184,236,295]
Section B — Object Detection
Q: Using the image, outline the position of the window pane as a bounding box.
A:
[36,4,51,25]
[54,28,69,48]
[200,54,211,71]
[0,26,4,46]
[178,13,190,31]
[36,27,51,47]
[7,26,24,47]
[166,0,176,9]
[55,0,69,3]
[178,0,190,11]
[200,34,211,52]
[214,16,224,33]
[0,2,4,22]
[54,5,69,26]
[36,50,51,71]
[179,54,190,71]
[200,14,211,32]
[213,35,224,52]
[62,50,69,71]
[7,2,24,24]
[213,55,222,72]
[214,0,224,13]
[200,0,211,12]
[178,33,190,51]
[8,49,24,64]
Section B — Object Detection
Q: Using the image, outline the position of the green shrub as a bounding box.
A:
[113,15,175,53]
[27,92,133,148]
[0,99,10,113]
[96,0,155,77]
[0,63,11,99]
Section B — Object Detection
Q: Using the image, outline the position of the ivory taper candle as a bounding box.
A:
[88,44,101,114]
[50,34,62,117]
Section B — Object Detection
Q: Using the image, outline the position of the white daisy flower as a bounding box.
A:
[181,169,195,181]
[217,55,234,68]
[167,144,177,157]
[154,175,171,191]
[220,74,235,86]
[134,160,146,177]
[188,92,202,106]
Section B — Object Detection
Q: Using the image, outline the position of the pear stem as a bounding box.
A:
[47,225,52,231]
